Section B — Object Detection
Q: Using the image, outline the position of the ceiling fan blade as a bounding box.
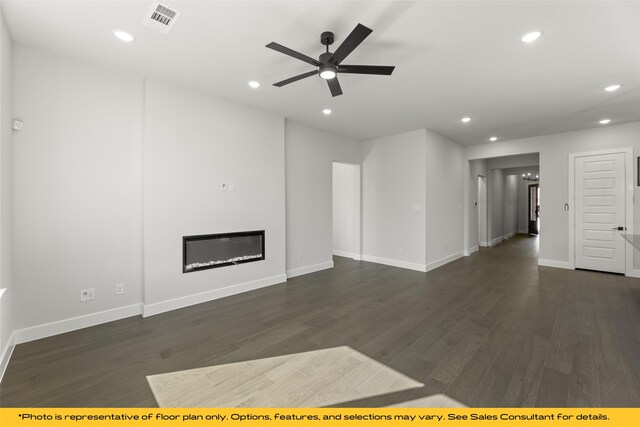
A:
[328,23,373,65]
[273,70,318,87]
[327,77,343,97]
[338,65,395,75]
[266,42,321,67]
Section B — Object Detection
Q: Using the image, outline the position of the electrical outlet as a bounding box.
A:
[115,283,124,295]
[399,247,404,255]
[80,288,95,302]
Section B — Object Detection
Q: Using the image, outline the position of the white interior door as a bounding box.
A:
[574,152,626,273]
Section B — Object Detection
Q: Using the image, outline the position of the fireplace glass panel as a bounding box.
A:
[183,231,264,273]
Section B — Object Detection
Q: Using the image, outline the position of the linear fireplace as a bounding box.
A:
[183,230,265,273]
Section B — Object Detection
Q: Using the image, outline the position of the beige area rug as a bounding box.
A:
[147,346,425,407]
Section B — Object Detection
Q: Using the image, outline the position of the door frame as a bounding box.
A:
[568,147,633,275]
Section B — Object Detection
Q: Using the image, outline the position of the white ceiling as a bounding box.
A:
[2,0,640,145]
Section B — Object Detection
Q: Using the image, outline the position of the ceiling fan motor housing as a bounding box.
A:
[321,31,334,46]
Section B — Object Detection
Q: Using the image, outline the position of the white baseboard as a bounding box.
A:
[427,252,465,272]
[144,274,287,317]
[0,331,15,383]
[332,250,359,259]
[479,241,488,247]
[506,231,517,239]
[538,259,572,270]
[286,262,333,279]
[626,269,640,278]
[361,254,427,272]
[489,235,504,246]
[464,246,479,256]
[14,303,143,345]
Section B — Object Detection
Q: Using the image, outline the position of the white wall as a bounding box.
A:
[362,129,427,270]
[425,129,464,266]
[489,168,505,243]
[465,122,640,268]
[0,10,14,375]
[487,153,539,170]
[504,174,518,237]
[332,162,359,258]
[362,128,464,270]
[12,46,144,331]
[285,121,360,277]
[143,79,286,313]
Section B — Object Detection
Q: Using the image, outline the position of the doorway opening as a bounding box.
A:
[528,184,540,235]
[332,162,361,260]
[477,175,487,247]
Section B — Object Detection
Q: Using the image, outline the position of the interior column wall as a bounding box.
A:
[0,9,14,373]
[362,129,427,271]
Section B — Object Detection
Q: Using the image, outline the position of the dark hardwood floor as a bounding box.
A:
[1,235,639,407]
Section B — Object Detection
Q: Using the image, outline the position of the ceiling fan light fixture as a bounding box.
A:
[319,65,337,80]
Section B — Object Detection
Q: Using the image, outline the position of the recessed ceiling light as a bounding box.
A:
[113,30,134,42]
[604,84,622,92]
[599,118,611,125]
[248,81,260,88]
[489,136,498,142]
[521,30,542,43]
[461,117,471,123]
[322,109,332,115]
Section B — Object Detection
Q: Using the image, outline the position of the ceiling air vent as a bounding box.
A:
[142,1,181,34]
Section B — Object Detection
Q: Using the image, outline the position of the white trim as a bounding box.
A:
[361,254,427,272]
[0,331,15,383]
[14,304,143,345]
[427,252,465,271]
[286,262,333,279]
[464,246,479,256]
[568,147,634,274]
[144,274,287,317]
[489,235,504,246]
[489,232,518,247]
[332,249,360,260]
[627,269,640,279]
[538,258,572,270]
[479,241,488,247]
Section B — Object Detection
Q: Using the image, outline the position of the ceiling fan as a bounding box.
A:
[266,23,395,97]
